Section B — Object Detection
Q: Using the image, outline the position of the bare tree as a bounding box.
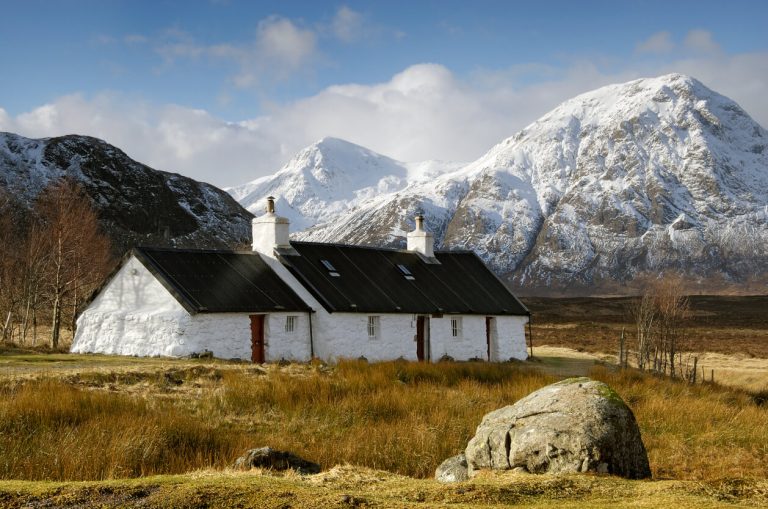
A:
[34,179,113,348]
[630,275,690,378]
[0,190,31,342]
[630,291,656,371]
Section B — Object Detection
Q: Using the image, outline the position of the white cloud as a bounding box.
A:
[153,17,317,86]
[636,31,674,54]
[684,29,720,53]
[332,6,364,42]
[3,50,767,189]
[254,16,317,69]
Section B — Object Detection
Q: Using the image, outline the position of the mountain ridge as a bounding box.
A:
[0,132,252,252]
[231,73,768,294]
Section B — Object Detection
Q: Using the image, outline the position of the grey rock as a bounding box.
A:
[465,377,651,479]
[435,453,469,483]
[232,447,320,474]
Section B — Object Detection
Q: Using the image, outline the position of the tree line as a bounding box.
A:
[0,179,112,348]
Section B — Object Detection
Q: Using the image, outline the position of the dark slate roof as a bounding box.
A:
[277,242,528,316]
[134,247,311,314]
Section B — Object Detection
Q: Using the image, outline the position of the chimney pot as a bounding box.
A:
[252,196,289,257]
[407,213,434,258]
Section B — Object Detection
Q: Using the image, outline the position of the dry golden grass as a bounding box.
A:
[1,467,766,508]
[1,355,767,485]
[523,295,768,358]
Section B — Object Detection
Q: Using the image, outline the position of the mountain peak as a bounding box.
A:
[230,74,768,294]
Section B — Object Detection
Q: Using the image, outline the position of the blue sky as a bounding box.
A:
[1,0,767,186]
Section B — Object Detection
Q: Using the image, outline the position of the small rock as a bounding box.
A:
[340,494,365,506]
[232,447,320,474]
[435,453,469,483]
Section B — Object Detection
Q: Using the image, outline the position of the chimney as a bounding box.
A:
[407,214,434,258]
[252,196,290,256]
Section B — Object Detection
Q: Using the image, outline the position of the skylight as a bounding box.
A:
[397,264,415,280]
[321,259,340,277]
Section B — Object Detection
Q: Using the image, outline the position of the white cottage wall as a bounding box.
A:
[72,256,315,360]
[310,312,419,362]
[428,315,528,361]
[71,256,191,356]
[182,312,312,361]
[494,315,530,361]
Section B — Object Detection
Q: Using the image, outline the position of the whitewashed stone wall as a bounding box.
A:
[182,312,312,361]
[494,315,530,360]
[72,256,314,361]
[72,256,192,357]
[426,315,529,361]
[73,253,528,363]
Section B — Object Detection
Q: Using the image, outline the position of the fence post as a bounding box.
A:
[618,327,625,369]
[691,356,698,384]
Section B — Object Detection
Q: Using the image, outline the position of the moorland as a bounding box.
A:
[0,295,766,508]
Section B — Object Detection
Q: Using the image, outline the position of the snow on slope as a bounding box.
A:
[0,133,252,251]
[230,74,768,292]
[227,137,463,230]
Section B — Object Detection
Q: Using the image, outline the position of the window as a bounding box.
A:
[321,259,340,277]
[285,315,298,333]
[397,264,415,280]
[367,316,380,339]
[451,317,462,338]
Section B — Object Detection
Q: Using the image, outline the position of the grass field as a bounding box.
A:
[0,295,766,508]
[522,295,768,393]
[522,295,768,357]
[0,349,767,507]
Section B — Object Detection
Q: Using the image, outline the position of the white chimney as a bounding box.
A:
[252,196,290,257]
[407,214,434,258]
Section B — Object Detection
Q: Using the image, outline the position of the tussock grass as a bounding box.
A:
[0,358,766,483]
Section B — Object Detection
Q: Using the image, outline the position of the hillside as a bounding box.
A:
[0,133,252,252]
[232,74,768,294]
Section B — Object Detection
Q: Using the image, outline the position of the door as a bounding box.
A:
[250,314,265,363]
[485,317,493,361]
[416,316,426,362]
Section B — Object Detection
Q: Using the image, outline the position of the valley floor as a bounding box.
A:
[1,295,766,508]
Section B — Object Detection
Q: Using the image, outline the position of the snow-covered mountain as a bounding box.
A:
[228,137,463,230]
[231,74,768,293]
[0,133,252,251]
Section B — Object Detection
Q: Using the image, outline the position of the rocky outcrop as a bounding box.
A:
[232,447,321,474]
[0,133,252,253]
[464,378,651,479]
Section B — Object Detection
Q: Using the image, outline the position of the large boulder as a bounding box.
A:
[232,447,321,474]
[465,377,651,479]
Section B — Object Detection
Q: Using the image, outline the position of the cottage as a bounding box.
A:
[72,198,530,362]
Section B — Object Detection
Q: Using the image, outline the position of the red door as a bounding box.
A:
[250,314,265,363]
[416,316,426,362]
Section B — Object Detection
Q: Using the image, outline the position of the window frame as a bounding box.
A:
[367,315,380,339]
[450,317,462,338]
[285,315,298,333]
